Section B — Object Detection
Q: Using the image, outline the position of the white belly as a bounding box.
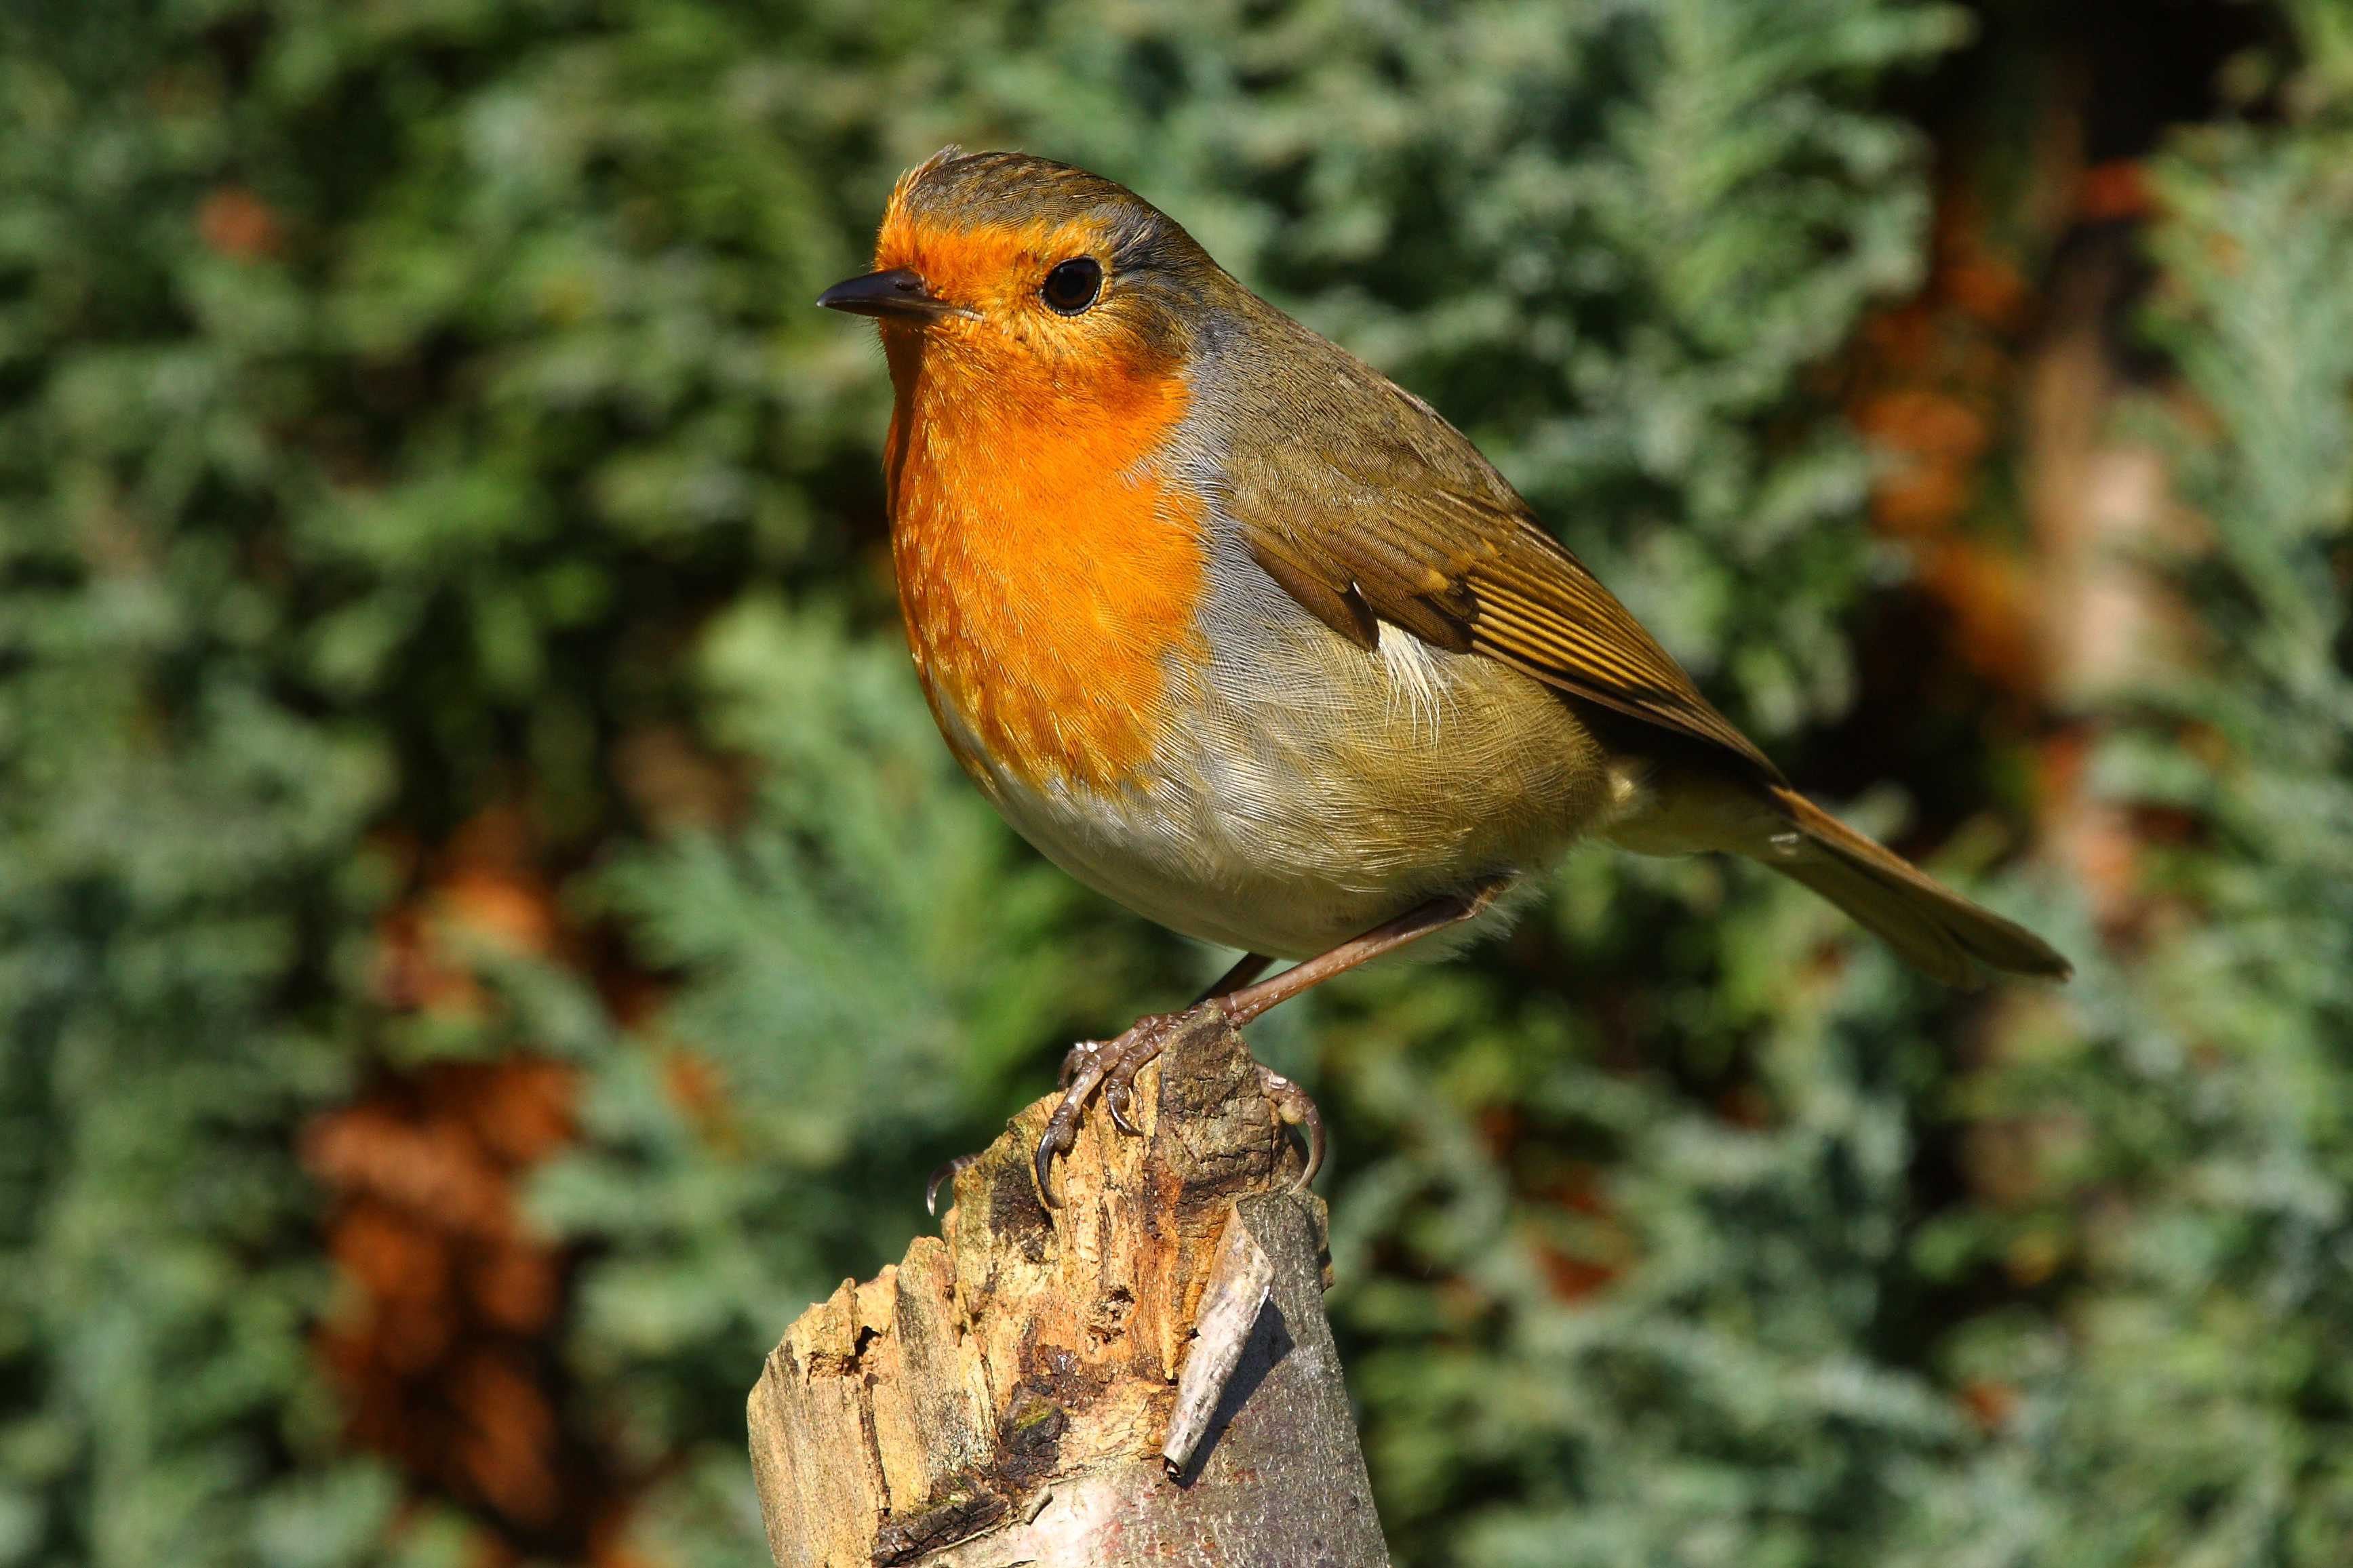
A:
[938,541,1617,959]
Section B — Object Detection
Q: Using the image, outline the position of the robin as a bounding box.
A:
[818,148,2069,1207]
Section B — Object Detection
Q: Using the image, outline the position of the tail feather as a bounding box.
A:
[1765,787,2070,986]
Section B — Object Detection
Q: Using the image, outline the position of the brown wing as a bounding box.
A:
[1219,321,1783,784]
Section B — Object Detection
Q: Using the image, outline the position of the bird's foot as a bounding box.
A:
[1031,1003,1326,1207]
[1035,1010,1184,1206]
[927,1010,1205,1218]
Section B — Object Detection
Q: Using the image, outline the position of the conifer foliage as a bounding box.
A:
[3,2,2350,1565]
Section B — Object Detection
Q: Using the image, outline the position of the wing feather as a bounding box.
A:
[1217,317,1782,782]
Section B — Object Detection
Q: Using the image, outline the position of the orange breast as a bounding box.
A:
[886,332,1207,795]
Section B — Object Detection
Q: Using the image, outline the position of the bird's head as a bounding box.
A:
[818,148,1225,393]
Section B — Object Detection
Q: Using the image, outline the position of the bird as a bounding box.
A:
[816,148,2070,1206]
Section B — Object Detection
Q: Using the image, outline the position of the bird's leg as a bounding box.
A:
[1032,879,1509,1205]
[1192,950,1280,1007]
[1217,877,1509,1028]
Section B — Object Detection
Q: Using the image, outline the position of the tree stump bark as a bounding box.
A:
[746,1006,1391,1567]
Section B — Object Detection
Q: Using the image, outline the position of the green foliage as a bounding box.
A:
[3,2,2351,1567]
[1937,108,2353,1565]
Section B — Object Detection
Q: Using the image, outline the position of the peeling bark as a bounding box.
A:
[747,1006,1391,1567]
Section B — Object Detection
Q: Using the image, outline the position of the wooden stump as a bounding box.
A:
[746,1007,1391,1567]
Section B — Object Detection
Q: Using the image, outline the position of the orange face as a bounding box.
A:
[863,179,1210,797]
[872,197,1169,371]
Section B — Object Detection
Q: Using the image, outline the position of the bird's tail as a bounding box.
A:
[1762,786,2070,987]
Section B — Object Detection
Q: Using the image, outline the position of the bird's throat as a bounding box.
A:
[884,334,1208,795]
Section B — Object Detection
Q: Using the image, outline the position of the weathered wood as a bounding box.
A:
[747,1006,1391,1567]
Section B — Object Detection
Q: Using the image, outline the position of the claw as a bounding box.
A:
[1099,1013,1176,1140]
[1033,1135,1059,1208]
[1256,1065,1326,1190]
[925,1152,981,1218]
[1034,1054,1109,1208]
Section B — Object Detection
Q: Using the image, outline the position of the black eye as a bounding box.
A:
[1040,256,1103,314]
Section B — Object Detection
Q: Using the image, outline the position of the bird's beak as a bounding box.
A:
[816,268,964,322]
